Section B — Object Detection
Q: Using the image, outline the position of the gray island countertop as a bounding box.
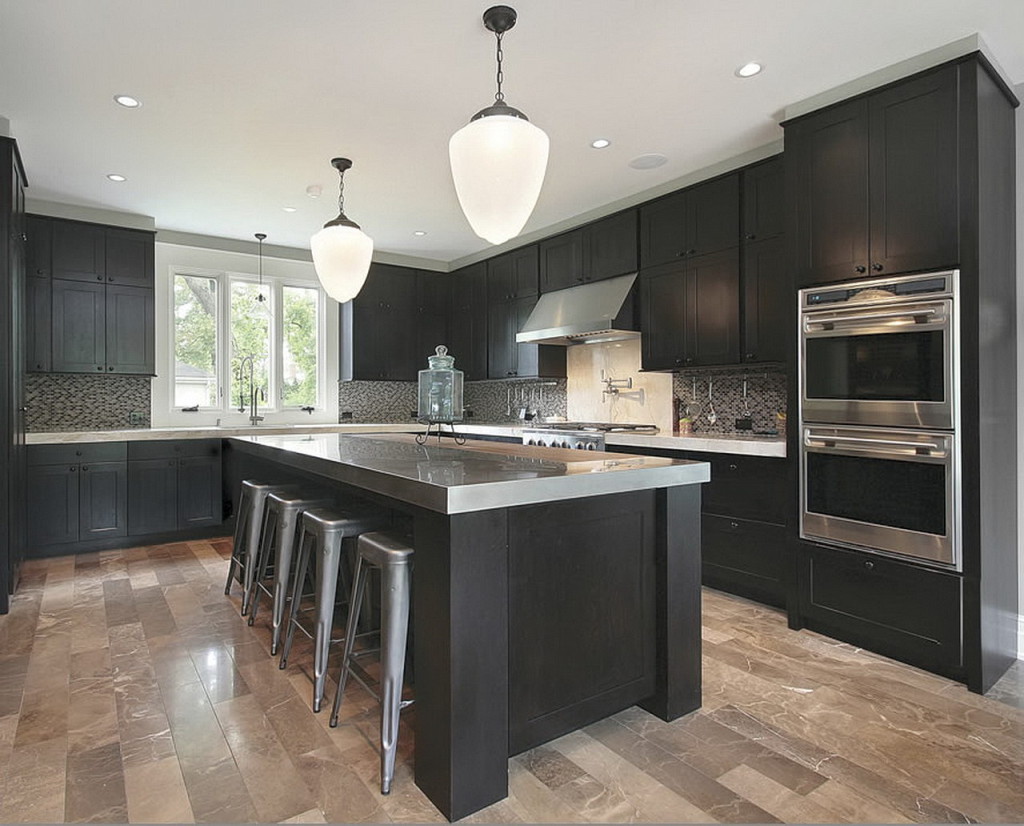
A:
[229,432,710,514]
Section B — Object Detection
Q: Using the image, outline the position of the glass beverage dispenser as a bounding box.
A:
[417,346,464,443]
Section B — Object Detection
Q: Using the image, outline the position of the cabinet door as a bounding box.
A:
[742,236,789,365]
[539,230,583,292]
[26,463,79,546]
[686,174,740,257]
[868,65,958,276]
[703,515,787,608]
[415,271,450,364]
[487,299,516,378]
[688,248,740,366]
[509,246,539,297]
[127,458,178,536]
[639,262,688,370]
[639,190,687,268]
[26,275,51,372]
[52,278,105,373]
[742,156,785,241]
[52,221,105,282]
[584,209,638,282]
[25,215,52,278]
[177,455,222,528]
[350,264,417,380]
[448,263,488,381]
[788,98,870,286]
[105,227,154,287]
[78,461,127,539]
[106,284,155,374]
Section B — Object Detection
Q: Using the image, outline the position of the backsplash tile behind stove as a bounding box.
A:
[672,370,787,435]
[26,374,152,432]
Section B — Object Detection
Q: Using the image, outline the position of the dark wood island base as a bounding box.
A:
[227,434,708,820]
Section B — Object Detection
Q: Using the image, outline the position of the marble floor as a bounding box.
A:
[0,538,1022,824]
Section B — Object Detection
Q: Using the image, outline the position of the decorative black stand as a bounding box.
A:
[416,419,467,446]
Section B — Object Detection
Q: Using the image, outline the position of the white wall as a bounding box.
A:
[1016,82,1024,658]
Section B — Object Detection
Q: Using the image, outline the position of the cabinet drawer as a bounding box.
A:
[696,453,789,525]
[702,515,786,607]
[799,542,962,676]
[29,442,127,466]
[128,439,223,460]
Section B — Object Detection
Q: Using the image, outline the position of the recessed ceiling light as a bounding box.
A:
[413,230,427,237]
[628,153,668,170]
[282,206,297,213]
[735,62,762,78]
[591,138,611,149]
[306,184,322,198]
[106,173,127,182]
[113,94,141,108]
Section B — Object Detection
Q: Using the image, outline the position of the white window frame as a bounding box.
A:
[152,243,338,427]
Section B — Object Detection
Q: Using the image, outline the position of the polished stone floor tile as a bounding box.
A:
[1,541,1021,824]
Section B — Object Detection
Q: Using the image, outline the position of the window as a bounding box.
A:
[161,259,334,425]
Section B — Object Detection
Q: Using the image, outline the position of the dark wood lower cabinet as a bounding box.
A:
[702,515,786,608]
[78,461,128,539]
[797,541,963,679]
[28,440,222,554]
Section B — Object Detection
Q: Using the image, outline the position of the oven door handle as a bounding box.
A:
[805,434,946,455]
[804,307,943,332]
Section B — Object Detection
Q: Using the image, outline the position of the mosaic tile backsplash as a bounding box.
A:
[672,370,787,435]
[338,379,569,424]
[26,374,152,432]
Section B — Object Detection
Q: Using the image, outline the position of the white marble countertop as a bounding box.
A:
[25,421,787,458]
[229,433,710,514]
[25,423,422,444]
[452,423,787,458]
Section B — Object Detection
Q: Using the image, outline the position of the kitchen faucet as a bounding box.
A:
[236,355,265,425]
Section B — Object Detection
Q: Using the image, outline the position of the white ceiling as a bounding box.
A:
[1,1,1023,267]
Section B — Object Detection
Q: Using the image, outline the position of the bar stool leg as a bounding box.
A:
[311,530,345,712]
[224,486,251,596]
[270,508,301,656]
[329,555,369,727]
[240,490,270,616]
[379,556,412,795]
[247,505,277,625]
[279,524,313,669]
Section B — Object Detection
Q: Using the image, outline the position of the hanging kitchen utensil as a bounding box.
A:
[707,378,717,425]
[735,378,754,431]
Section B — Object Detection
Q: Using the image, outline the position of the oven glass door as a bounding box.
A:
[801,299,954,429]
[801,426,958,568]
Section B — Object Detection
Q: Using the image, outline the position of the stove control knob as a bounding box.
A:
[586,443,597,450]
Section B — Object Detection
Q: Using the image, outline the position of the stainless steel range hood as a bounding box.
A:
[515,272,639,345]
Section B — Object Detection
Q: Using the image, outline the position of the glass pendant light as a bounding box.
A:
[255,232,267,302]
[449,5,549,245]
[310,157,374,303]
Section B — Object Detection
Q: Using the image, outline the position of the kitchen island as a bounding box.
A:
[227,433,710,820]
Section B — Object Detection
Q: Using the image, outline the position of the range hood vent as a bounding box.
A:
[515,272,639,345]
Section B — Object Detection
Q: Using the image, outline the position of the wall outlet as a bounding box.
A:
[734,417,753,431]
[128,410,146,426]
[340,410,353,421]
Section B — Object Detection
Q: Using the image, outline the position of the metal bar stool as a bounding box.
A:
[223,480,295,615]
[329,530,415,795]
[279,505,391,712]
[246,489,333,655]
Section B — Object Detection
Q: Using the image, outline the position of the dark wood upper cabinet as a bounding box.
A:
[52,278,106,373]
[640,173,739,268]
[584,210,638,282]
[539,230,583,292]
[25,214,51,277]
[106,283,156,374]
[741,235,789,365]
[787,64,959,286]
[26,276,51,372]
[640,248,739,371]
[488,245,539,301]
[448,262,488,381]
[105,227,155,287]
[415,271,451,367]
[345,263,417,381]
[52,220,105,282]
[742,155,785,242]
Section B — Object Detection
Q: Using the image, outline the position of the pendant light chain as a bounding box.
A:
[337,165,346,216]
[494,30,505,103]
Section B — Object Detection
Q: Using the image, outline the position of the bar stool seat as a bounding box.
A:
[246,489,333,656]
[223,480,296,616]
[279,505,391,712]
[329,530,415,795]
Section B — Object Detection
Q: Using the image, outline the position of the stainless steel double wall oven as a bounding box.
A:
[798,271,961,568]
